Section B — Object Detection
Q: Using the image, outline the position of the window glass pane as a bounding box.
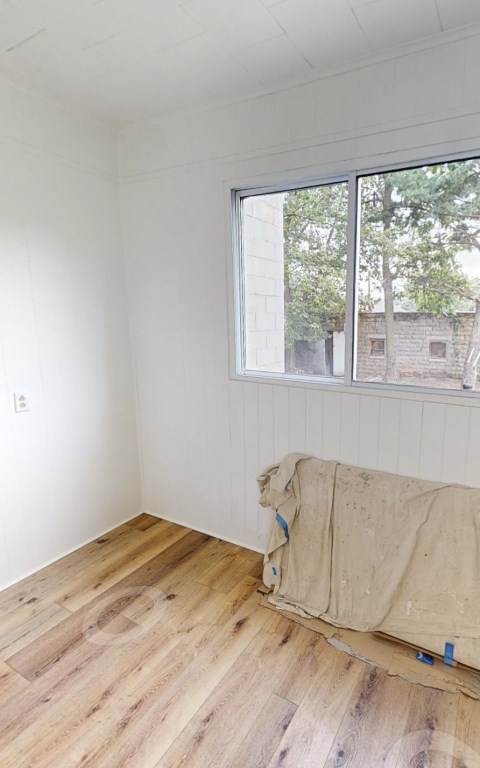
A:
[370,338,385,357]
[355,159,480,391]
[429,341,447,359]
[242,182,348,378]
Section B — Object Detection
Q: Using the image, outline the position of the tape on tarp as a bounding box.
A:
[276,512,289,540]
[444,642,455,666]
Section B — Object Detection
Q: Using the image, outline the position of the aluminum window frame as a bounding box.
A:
[231,149,480,400]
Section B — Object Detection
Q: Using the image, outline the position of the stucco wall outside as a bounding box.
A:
[356,312,475,386]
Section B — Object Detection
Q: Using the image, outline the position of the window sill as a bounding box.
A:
[231,369,480,408]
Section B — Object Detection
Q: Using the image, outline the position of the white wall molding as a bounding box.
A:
[0,511,142,593]
[120,104,480,184]
[0,132,119,184]
[120,21,480,136]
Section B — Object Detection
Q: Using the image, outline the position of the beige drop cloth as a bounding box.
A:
[259,454,480,669]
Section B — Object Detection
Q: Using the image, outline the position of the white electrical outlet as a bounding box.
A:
[13,392,29,413]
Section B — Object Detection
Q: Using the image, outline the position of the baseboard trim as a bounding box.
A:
[144,510,265,555]
[0,510,144,593]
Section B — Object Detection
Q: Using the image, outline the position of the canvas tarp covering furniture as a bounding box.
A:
[259,454,480,670]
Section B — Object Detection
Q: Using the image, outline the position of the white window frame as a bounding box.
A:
[230,150,480,402]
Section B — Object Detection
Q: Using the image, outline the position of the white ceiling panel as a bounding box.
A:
[436,0,480,30]
[3,0,121,50]
[270,0,370,68]
[181,0,284,48]
[347,0,378,7]
[234,33,311,85]
[87,0,205,50]
[354,0,441,49]
[154,35,260,99]
[0,0,478,125]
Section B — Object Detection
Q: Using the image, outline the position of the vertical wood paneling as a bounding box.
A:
[340,394,360,466]
[243,383,260,531]
[305,389,323,458]
[377,398,401,474]
[322,391,341,460]
[289,388,306,453]
[257,384,274,538]
[442,404,470,484]
[419,402,446,481]
[465,408,480,487]
[273,386,289,462]
[358,395,380,469]
[229,380,245,527]
[397,399,423,478]
[258,384,274,472]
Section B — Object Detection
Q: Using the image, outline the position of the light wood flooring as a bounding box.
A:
[0,514,479,767]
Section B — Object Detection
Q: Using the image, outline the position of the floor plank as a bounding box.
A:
[6,529,209,681]
[58,520,191,612]
[0,522,144,612]
[156,613,307,768]
[0,602,71,663]
[0,662,29,704]
[267,646,364,768]
[127,513,165,531]
[454,695,480,766]
[59,587,268,768]
[322,667,415,767]
[0,515,479,768]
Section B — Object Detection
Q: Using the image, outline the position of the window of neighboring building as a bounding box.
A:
[370,339,385,357]
[234,155,480,394]
[430,341,447,359]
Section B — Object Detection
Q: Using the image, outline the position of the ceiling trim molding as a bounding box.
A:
[119,102,480,184]
[0,72,118,133]
[0,131,119,184]
[121,20,480,134]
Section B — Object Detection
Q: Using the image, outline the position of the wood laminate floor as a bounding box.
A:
[0,514,479,767]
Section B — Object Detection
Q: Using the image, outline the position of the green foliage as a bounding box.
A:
[283,184,348,345]
[359,161,480,311]
[283,159,480,354]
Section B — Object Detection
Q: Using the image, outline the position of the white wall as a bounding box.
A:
[0,80,141,589]
[121,31,480,552]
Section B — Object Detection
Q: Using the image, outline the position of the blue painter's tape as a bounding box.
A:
[276,512,289,540]
[444,642,455,666]
[416,651,435,666]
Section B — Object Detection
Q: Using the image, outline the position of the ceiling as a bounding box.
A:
[0,0,479,127]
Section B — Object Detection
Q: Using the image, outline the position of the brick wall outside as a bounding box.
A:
[244,194,285,372]
[356,312,475,384]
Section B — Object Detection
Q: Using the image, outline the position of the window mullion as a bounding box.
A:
[344,172,358,387]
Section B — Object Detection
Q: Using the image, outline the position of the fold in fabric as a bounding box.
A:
[258,454,480,669]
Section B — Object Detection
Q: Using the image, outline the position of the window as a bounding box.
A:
[370,339,385,357]
[235,156,480,394]
[429,341,447,360]
[240,183,348,378]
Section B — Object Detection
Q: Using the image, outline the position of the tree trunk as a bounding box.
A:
[285,345,296,373]
[462,300,480,389]
[381,180,397,384]
[382,265,397,383]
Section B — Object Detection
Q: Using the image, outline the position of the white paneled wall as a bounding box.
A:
[121,30,480,553]
[0,86,140,589]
